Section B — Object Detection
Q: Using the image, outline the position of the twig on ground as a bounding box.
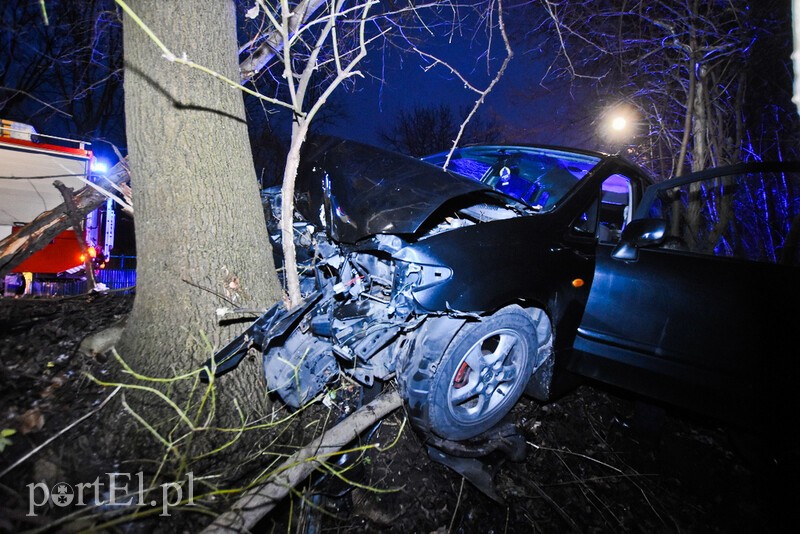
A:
[0,386,121,479]
[201,388,402,533]
[448,477,464,533]
[528,478,582,534]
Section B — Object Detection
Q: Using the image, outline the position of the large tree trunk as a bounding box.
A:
[118,0,281,408]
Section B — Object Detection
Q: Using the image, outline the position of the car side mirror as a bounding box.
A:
[611,218,667,261]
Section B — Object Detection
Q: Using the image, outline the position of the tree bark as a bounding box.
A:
[118,0,282,409]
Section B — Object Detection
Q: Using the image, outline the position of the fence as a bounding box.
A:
[21,269,137,297]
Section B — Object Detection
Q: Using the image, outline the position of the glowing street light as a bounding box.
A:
[610,116,628,132]
[600,104,639,143]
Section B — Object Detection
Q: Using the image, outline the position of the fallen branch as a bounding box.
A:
[201,388,402,533]
[0,158,129,277]
[54,180,97,291]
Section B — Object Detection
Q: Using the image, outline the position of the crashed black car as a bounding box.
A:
[210,136,800,449]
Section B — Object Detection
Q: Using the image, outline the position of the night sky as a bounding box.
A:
[350,56,590,147]
[320,34,583,148]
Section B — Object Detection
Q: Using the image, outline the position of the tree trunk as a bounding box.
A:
[691,64,709,173]
[281,119,311,307]
[118,0,281,409]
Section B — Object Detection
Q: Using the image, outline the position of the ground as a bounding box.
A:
[0,293,795,533]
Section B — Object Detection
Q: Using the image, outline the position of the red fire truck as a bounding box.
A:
[1,119,115,296]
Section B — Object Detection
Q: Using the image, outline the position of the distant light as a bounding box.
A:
[91,159,108,174]
[81,247,98,263]
[600,104,640,144]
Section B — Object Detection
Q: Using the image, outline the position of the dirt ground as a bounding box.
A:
[0,293,796,533]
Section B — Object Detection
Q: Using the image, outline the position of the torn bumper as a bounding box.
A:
[199,290,324,381]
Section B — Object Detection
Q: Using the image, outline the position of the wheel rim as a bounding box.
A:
[446,328,526,424]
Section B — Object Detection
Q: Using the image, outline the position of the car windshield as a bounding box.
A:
[423,146,602,211]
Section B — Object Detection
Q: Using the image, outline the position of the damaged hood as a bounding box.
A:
[295,136,495,244]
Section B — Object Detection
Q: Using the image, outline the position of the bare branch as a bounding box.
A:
[445,0,513,169]
[200,388,403,533]
[240,0,328,81]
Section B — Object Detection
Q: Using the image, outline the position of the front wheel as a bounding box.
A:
[405,305,545,441]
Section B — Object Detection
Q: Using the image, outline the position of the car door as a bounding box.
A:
[553,168,651,346]
[573,163,800,428]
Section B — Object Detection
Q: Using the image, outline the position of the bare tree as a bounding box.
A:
[48,2,124,143]
[535,0,798,177]
[0,1,124,145]
[242,0,380,307]
[0,2,61,118]
[235,0,513,305]
[381,104,459,156]
[381,103,503,156]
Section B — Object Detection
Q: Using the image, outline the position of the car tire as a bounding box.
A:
[404,304,545,441]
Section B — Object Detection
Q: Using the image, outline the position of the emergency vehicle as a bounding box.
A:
[0,119,115,295]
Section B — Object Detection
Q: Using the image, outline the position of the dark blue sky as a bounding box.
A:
[322,35,595,150]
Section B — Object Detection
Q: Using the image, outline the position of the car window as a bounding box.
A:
[598,174,632,242]
[647,168,800,264]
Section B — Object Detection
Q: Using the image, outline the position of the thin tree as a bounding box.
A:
[381,104,504,157]
[0,1,124,145]
[239,0,513,305]
[257,0,380,308]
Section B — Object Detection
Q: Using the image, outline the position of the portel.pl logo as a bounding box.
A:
[27,472,195,517]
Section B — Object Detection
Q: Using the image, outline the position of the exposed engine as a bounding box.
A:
[260,188,529,408]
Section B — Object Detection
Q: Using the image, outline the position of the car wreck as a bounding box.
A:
[205,136,655,444]
[206,136,800,457]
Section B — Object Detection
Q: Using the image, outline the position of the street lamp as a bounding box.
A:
[610,115,628,132]
[600,104,639,143]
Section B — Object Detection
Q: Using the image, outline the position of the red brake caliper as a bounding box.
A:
[453,362,471,389]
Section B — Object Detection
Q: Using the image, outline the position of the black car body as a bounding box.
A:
[210,136,799,448]
[573,161,800,436]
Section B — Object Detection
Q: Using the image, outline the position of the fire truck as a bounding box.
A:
[0,119,115,296]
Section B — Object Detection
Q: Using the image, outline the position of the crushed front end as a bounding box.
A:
[205,136,541,417]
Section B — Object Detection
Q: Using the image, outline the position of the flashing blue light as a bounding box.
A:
[91,159,108,174]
